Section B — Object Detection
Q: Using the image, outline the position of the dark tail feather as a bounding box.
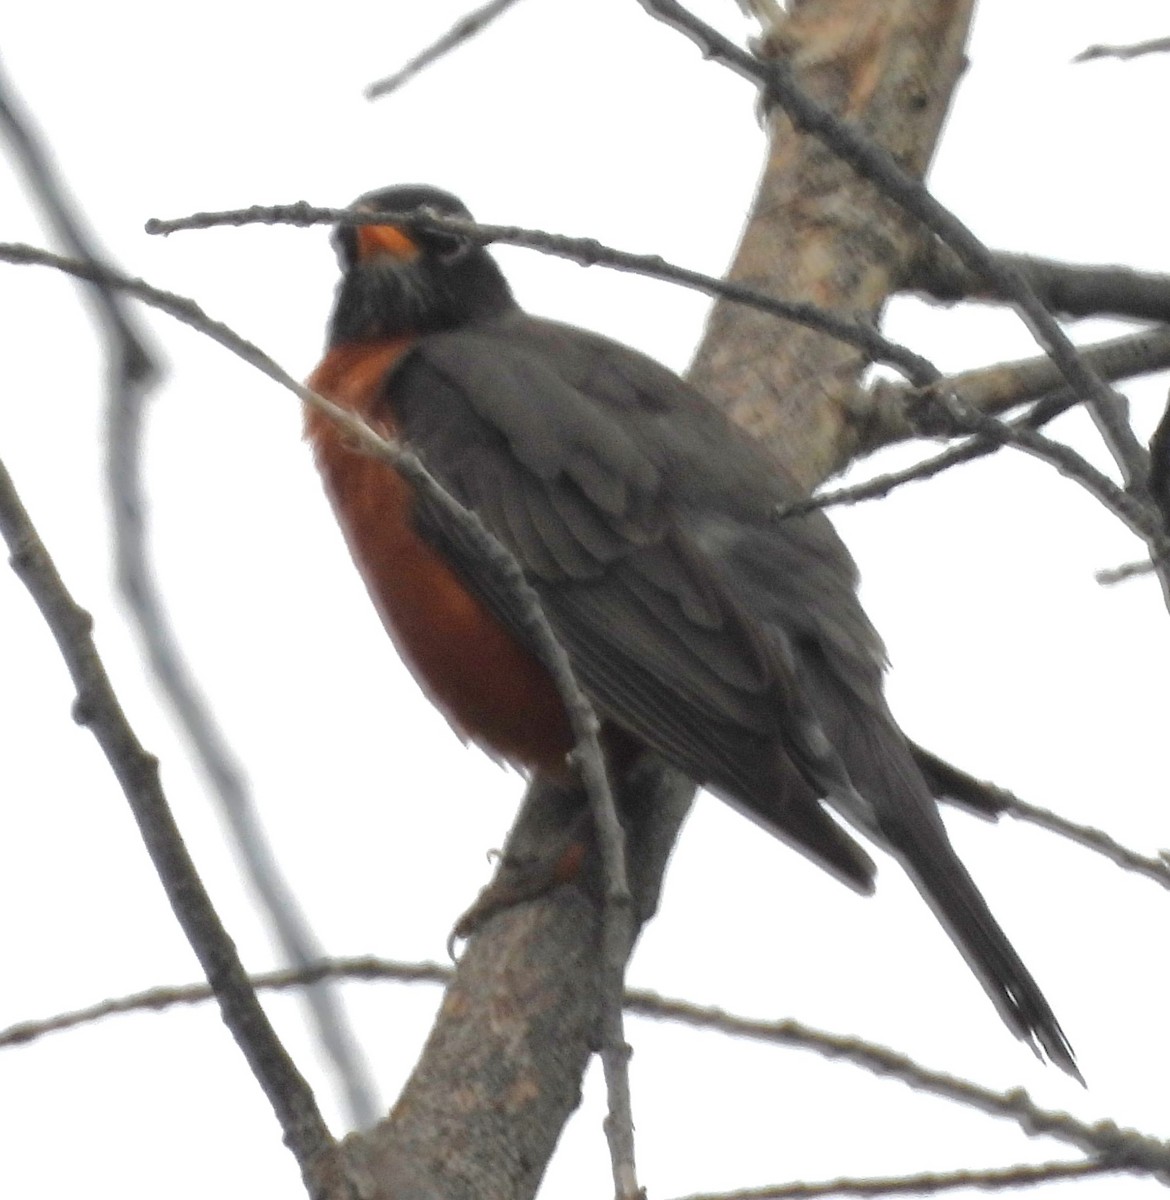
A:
[813,685,1079,1078]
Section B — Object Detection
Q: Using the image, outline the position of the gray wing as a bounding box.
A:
[383,314,882,889]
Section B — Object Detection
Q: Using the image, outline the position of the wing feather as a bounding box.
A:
[385,316,877,888]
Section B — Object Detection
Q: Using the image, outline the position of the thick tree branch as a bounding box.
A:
[685,0,975,487]
[907,243,1170,324]
[863,326,1170,451]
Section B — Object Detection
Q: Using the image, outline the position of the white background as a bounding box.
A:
[1,2,1167,1197]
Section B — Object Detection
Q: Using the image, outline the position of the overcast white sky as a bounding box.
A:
[1,2,1168,1197]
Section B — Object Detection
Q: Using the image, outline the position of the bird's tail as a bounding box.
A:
[810,680,1079,1079]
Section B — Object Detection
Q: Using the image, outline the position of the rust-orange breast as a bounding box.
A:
[305,341,574,773]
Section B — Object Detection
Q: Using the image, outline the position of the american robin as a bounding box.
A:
[306,184,1076,1076]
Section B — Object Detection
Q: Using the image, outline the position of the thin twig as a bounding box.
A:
[1000,795,1170,888]
[1075,36,1170,64]
[0,64,380,1132]
[0,958,451,1050]
[0,456,339,1195]
[918,749,1170,889]
[669,1158,1117,1200]
[0,67,155,387]
[791,386,1170,557]
[1097,559,1155,586]
[8,955,1169,1176]
[0,240,641,1200]
[802,385,1100,514]
[634,0,1153,495]
[930,403,1165,543]
[805,428,1024,514]
[365,0,527,99]
[144,203,940,387]
[625,995,1170,1173]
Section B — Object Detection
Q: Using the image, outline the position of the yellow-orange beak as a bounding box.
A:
[354,221,420,262]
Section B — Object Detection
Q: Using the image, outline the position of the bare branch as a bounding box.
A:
[869,326,1170,443]
[907,243,1170,324]
[626,996,1170,1173]
[634,0,1150,490]
[0,456,341,1198]
[1097,558,1156,586]
[998,795,1170,889]
[0,958,452,1050]
[803,328,1170,522]
[914,747,1170,889]
[0,67,155,387]
[9,954,1170,1177]
[806,426,1024,515]
[855,327,1170,469]
[788,386,1170,561]
[145,203,940,386]
[1075,36,1170,63]
[0,66,380,1129]
[365,0,527,99]
[669,1158,1117,1200]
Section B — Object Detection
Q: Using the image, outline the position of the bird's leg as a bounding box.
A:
[449,770,595,946]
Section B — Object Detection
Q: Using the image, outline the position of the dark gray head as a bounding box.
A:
[326,184,516,343]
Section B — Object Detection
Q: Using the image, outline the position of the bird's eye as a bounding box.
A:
[430,231,472,266]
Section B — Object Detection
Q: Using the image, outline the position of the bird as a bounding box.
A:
[305,183,1077,1077]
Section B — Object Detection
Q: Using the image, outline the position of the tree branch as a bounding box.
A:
[1075,36,1170,64]
[365,0,528,99]
[907,242,1170,324]
[0,455,343,1199]
[864,326,1170,450]
[628,997,1170,1174]
[668,1158,1118,1200]
[8,956,1169,1178]
[788,384,1170,559]
[145,203,939,387]
[0,63,381,1130]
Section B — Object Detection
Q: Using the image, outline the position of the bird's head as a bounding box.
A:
[326,184,515,344]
